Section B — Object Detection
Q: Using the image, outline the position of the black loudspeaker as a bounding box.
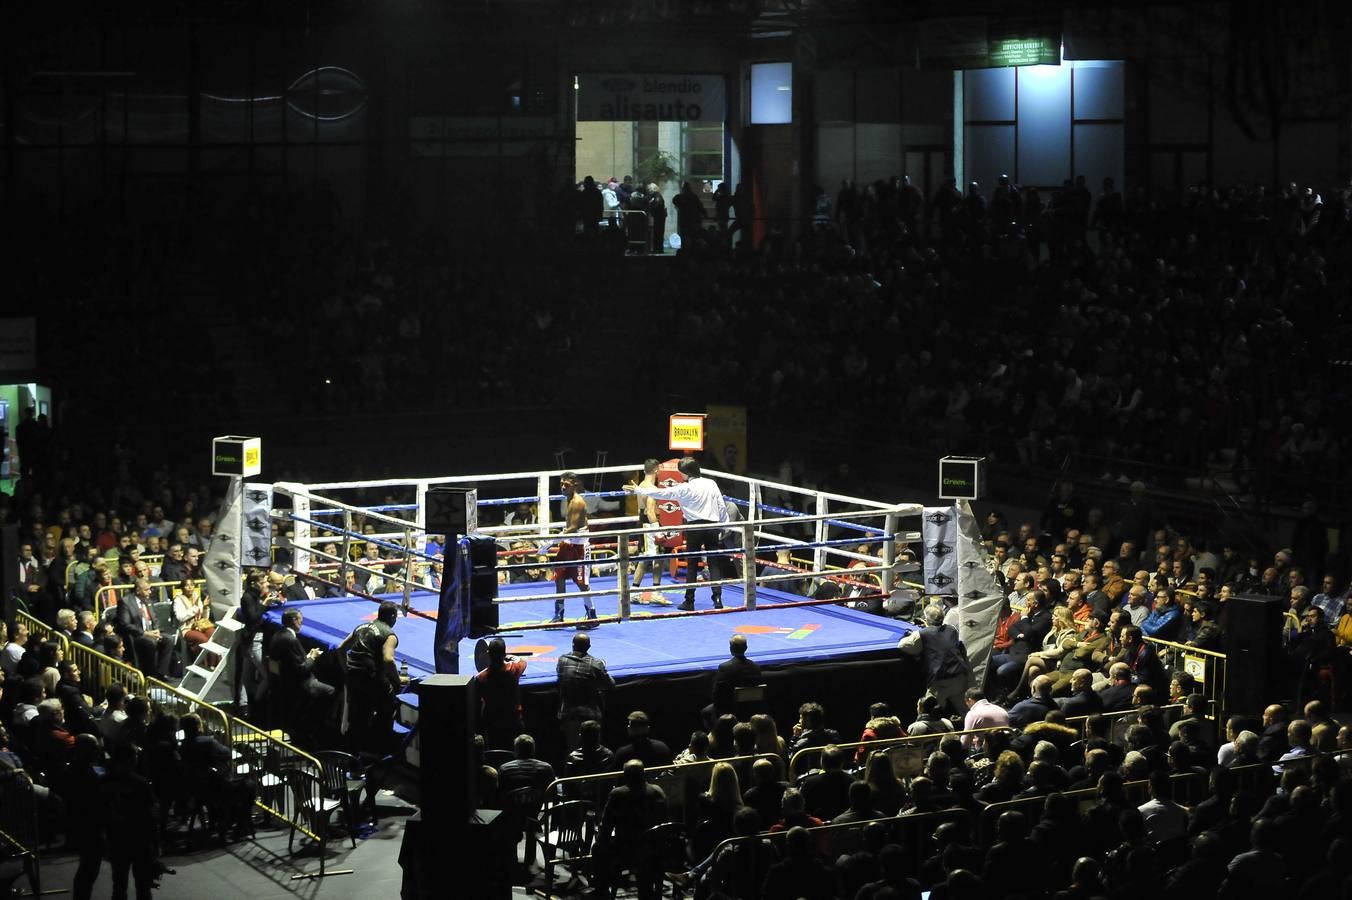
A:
[0,524,19,624]
[414,674,477,824]
[467,533,499,638]
[426,487,477,537]
[1224,594,1286,717]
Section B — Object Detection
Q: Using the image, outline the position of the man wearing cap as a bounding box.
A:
[897,603,970,716]
[624,457,733,611]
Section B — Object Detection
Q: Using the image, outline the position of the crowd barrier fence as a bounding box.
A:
[1143,635,1228,724]
[63,637,146,705]
[0,773,41,896]
[15,609,68,658]
[227,717,329,847]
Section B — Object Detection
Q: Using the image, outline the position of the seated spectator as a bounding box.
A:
[975,750,1025,804]
[591,759,669,899]
[53,661,97,736]
[696,805,775,900]
[98,683,129,745]
[564,719,615,778]
[768,786,822,832]
[1008,675,1059,727]
[907,694,956,738]
[788,701,841,754]
[1138,770,1188,845]
[762,825,836,900]
[689,760,744,862]
[171,578,215,656]
[1057,668,1104,718]
[614,710,673,768]
[798,744,852,821]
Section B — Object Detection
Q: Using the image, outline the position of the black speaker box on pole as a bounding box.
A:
[425,487,477,537]
[0,525,18,624]
[1224,594,1286,718]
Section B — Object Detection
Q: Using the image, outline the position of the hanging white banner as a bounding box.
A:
[242,483,274,570]
[204,478,243,619]
[954,499,1003,688]
[921,506,959,596]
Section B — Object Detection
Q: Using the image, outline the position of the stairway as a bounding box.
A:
[177,613,244,703]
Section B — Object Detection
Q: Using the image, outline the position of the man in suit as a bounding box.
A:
[113,578,174,677]
[72,610,97,648]
[707,635,762,724]
[55,608,78,643]
[54,661,99,737]
[267,608,334,736]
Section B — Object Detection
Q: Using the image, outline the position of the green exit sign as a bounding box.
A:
[989,36,1059,67]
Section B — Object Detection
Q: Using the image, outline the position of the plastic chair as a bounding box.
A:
[639,821,690,899]
[315,751,365,846]
[537,799,595,897]
[502,785,546,870]
[284,769,348,877]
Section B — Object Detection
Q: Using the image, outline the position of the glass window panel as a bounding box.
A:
[1073,123,1124,194]
[963,67,1015,122]
[964,123,1014,197]
[1016,65,1071,187]
[1072,62,1123,120]
[750,62,792,124]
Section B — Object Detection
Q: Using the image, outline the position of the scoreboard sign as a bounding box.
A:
[212,435,262,477]
[668,413,706,452]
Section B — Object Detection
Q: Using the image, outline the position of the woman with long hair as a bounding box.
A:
[1014,605,1079,696]
[691,761,746,861]
[173,578,215,657]
[863,750,907,816]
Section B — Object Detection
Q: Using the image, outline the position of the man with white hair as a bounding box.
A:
[898,603,970,715]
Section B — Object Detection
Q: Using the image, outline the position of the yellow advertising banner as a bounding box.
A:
[705,404,748,473]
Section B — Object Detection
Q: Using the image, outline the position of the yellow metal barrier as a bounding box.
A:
[1144,635,1227,724]
[545,753,782,824]
[145,676,232,744]
[0,775,41,895]
[15,610,68,658]
[94,578,206,620]
[64,639,146,705]
[787,726,1012,779]
[227,717,328,844]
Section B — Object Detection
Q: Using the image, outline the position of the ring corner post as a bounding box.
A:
[618,528,632,620]
[741,521,757,609]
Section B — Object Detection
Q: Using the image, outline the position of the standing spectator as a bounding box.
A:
[898,603,971,715]
[672,182,706,249]
[475,637,526,750]
[555,631,613,751]
[708,634,762,722]
[961,689,1010,750]
[100,744,159,900]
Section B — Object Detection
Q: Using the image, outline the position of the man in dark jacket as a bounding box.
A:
[1097,662,1135,712]
[592,760,669,900]
[1008,675,1059,727]
[54,661,99,737]
[707,635,762,722]
[991,590,1052,694]
[113,578,173,678]
[268,608,335,737]
[898,604,971,715]
[1057,669,1105,718]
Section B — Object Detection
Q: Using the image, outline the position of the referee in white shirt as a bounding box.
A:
[625,458,732,611]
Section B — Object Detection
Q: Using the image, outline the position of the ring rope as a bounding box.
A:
[498,590,889,632]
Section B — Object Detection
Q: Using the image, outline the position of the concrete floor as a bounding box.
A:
[33,795,594,900]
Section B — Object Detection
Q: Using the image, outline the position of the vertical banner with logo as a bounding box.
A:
[922,507,959,596]
[241,484,274,570]
[204,478,243,619]
[291,492,311,573]
[954,499,1003,687]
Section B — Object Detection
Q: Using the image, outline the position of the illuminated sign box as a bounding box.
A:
[938,456,986,500]
[669,414,706,451]
[988,36,1060,67]
[213,435,262,477]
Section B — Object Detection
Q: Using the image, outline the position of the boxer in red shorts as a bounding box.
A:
[550,472,597,626]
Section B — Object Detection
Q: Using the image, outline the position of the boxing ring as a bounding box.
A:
[261,464,930,751]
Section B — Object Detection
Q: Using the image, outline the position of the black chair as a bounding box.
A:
[537,799,595,898]
[284,768,352,878]
[638,822,690,900]
[483,749,516,771]
[732,684,767,719]
[315,751,365,846]
[502,785,546,871]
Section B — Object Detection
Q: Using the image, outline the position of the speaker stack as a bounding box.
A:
[1223,594,1286,717]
